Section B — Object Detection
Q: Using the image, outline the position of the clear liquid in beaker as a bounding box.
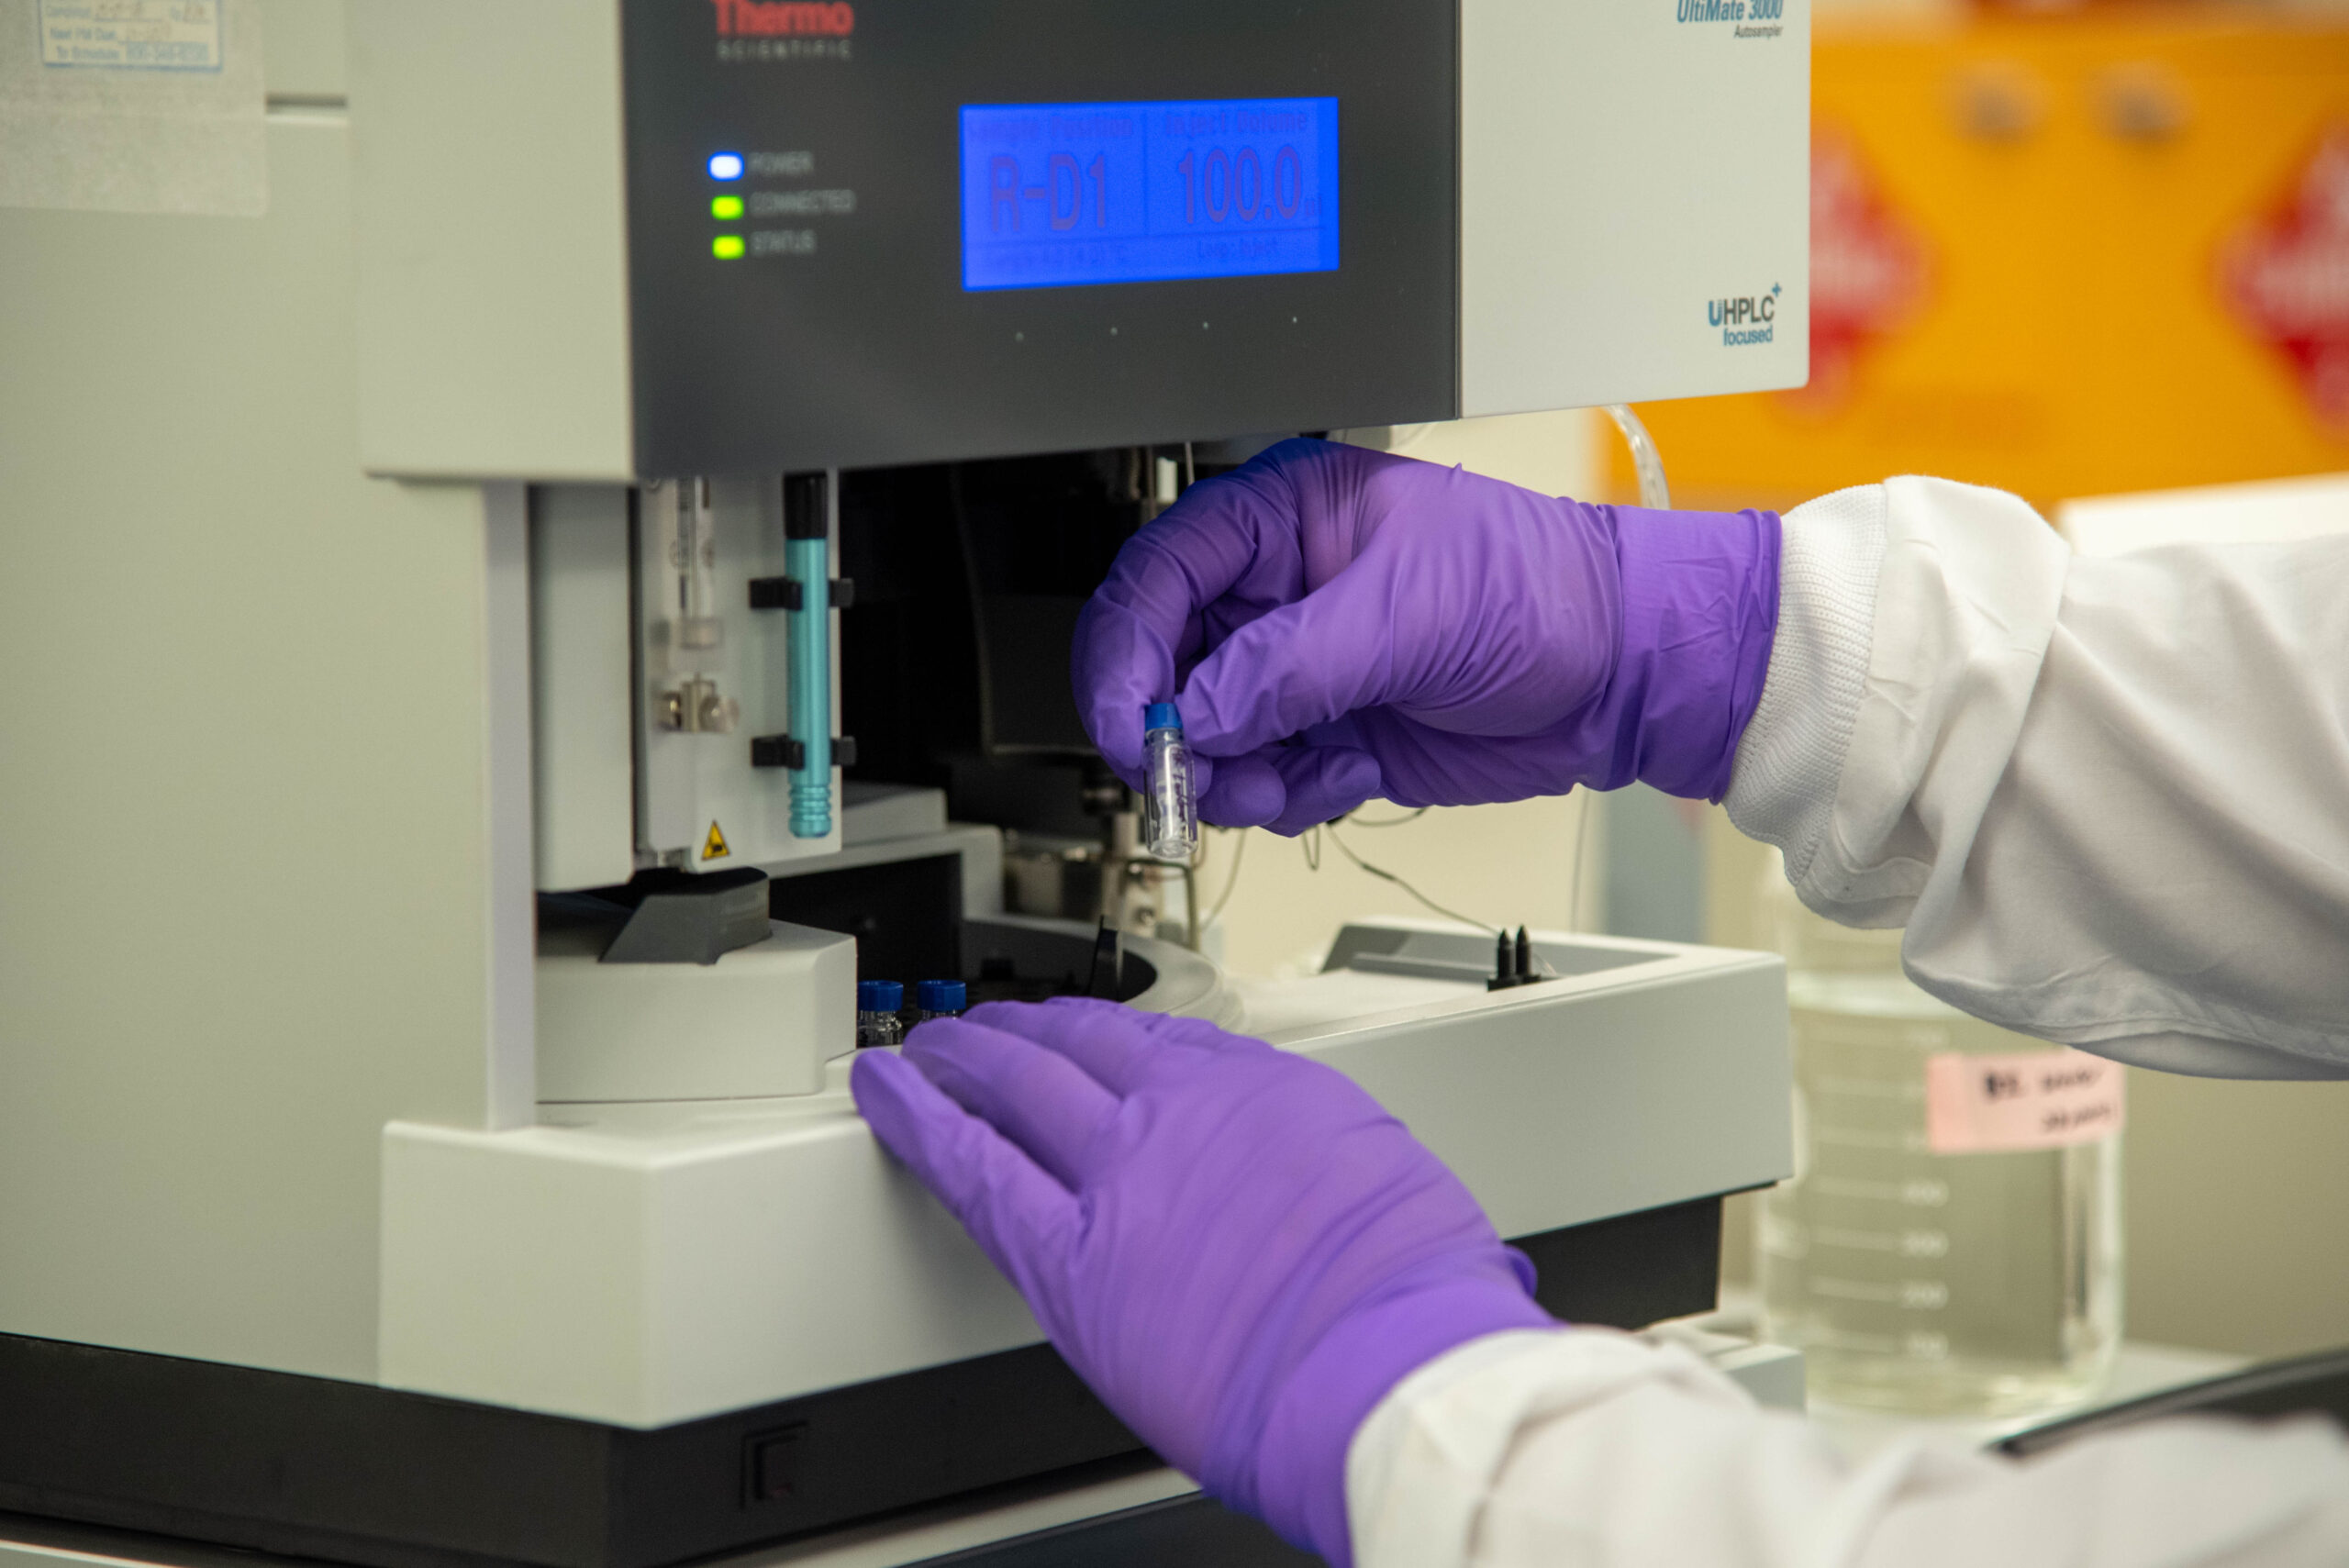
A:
[1758,887,2122,1417]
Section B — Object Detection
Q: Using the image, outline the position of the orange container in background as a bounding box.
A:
[1620,11,2349,513]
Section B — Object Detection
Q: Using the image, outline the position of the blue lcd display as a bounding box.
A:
[960,96,1339,291]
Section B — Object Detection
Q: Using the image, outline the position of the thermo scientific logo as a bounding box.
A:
[1710,284,1781,346]
[712,0,853,34]
[712,0,854,61]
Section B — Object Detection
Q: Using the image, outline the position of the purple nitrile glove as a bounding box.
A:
[852,998,1553,1566]
[1072,438,1781,834]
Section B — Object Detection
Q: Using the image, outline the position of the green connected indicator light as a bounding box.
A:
[712,234,746,260]
[711,195,744,220]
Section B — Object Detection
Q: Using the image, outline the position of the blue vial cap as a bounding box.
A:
[1144,701,1182,732]
[917,979,966,1013]
[858,979,903,1012]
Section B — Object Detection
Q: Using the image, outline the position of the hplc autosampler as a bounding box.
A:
[0,5,1809,1565]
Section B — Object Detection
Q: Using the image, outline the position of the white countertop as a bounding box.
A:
[1806,1340,2251,1462]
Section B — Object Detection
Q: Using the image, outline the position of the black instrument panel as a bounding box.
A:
[620,0,1458,475]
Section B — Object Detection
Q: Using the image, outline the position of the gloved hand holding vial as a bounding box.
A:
[1140,701,1197,862]
[1070,439,1778,835]
[865,439,2349,1567]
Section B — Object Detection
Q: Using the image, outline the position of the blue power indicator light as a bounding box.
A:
[708,152,745,181]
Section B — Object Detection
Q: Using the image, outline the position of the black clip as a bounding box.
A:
[751,735,858,770]
[748,576,856,612]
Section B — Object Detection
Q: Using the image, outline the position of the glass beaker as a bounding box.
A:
[1757,864,2123,1417]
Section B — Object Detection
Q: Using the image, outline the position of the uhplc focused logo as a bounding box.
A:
[1710,284,1781,346]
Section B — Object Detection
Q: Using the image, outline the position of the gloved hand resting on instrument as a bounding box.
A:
[1073,438,1781,834]
[852,998,1553,1567]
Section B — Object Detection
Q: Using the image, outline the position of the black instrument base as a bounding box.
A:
[0,1195,1724,1568]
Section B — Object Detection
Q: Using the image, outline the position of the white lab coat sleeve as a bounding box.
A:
[1723,477,2349,1078]
[1347,1328,2349,1568]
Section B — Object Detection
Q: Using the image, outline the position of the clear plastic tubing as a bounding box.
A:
[1141,701,1197,862]
[912,979,966,1023]
[678,478,724,652]
[855,980,905,1049]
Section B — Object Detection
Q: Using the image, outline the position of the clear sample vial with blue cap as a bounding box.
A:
[1141,701,1197,862]
[855,980,905,1049]
[912,979,966,1023]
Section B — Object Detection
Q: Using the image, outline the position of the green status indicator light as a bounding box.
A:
[711,195,744,220]
[712,234,746,260]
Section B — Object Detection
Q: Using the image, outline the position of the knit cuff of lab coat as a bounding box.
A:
[1722,483,1887,887]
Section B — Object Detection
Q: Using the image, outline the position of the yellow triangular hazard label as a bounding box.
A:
[702,821,730,861]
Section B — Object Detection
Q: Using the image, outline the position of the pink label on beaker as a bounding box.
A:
[1923,1048,2125,1153]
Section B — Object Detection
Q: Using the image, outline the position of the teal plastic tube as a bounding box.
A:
[786,534,831,839]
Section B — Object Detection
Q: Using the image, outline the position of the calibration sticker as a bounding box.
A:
[38,0,223,71]
[1924,1048,2124,1154]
